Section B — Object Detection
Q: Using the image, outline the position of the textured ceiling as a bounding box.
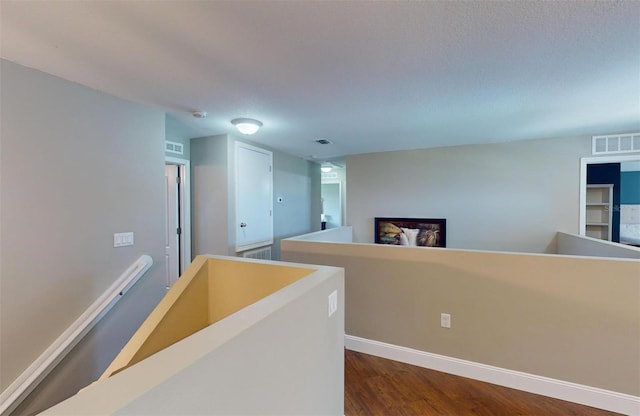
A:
[1,1,639,161]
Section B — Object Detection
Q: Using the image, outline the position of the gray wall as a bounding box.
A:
[190,135,230,256]
[165,114,191,160]
[1,60,167,414]
[273,152,321,260]
[347,136,593,253]
[191,135,320,260]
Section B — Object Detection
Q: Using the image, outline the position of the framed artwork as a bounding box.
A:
[375,217,446,247]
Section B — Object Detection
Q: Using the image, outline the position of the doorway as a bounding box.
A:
[235,141,273,252]
[320,163,346,230]
[321,182,342,229]
[165,157,191,288]
[580,155,640,246]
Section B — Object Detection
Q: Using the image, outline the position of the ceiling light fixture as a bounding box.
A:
[231,118,263,135]
[192,111,207,118]
[321,165,332,173]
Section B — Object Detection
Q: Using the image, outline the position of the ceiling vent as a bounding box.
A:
[165,141,184,155]
[315,138,333,145]
[592,133,640,155]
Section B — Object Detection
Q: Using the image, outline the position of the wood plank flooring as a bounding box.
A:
[345,350,622,416]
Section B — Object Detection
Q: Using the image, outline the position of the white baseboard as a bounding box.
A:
[345,335,640,416]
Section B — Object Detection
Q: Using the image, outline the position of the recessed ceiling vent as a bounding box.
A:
[315,138,333,145]
[165,141,184,155]
[592,133,640,155]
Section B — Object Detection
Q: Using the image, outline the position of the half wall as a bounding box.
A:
[282,236,640,407]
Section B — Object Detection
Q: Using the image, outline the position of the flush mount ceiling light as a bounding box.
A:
[192,111,207,118]
[231,118,263,135]
[321,165,332,173]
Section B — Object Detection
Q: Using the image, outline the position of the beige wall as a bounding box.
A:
[282,240,640,396]
[1,59,168,414]
[346,136,594,253]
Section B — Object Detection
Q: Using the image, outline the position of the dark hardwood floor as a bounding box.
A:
[345,350,622,416]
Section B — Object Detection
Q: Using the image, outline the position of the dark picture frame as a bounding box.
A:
[375,217,446,247]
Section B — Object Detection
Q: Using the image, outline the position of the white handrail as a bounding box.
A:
[0,255,153,416]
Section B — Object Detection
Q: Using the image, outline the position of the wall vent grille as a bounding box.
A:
[322,172,338,180]
[592,133,640,155]
[242,246,272,260]
[165,141,184,155]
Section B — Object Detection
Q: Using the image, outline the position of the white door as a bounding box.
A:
[165,164,179,287]
[236,142,273,251]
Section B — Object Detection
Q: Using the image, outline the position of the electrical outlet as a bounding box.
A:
[328,290,338,317]
[441,313,451,329]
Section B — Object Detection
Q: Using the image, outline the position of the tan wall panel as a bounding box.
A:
[282,241,640,395]
[128,266,210,368]
[101,257,312,379]
[207,259,312,322]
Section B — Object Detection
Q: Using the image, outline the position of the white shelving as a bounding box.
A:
[585,184,613,241]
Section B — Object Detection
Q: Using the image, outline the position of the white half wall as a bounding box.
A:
[285,226,353,243]
[41,260,345,416]
[556,232,640,259]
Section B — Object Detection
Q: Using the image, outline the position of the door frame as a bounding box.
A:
[579,154,640,236]
[166,156,191,279]
[321,180,343,228]
[234,141,273,252]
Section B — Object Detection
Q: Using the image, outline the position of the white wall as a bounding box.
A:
[1,60,168,413]
[347,136,593,253]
